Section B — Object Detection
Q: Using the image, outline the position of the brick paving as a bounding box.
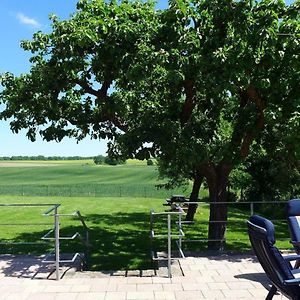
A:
[0,253,287,299]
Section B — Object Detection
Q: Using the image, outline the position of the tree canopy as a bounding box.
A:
[1,0,300,249]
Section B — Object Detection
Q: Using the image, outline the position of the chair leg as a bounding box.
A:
[266,285,277,300]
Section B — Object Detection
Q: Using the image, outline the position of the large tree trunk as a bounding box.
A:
[186,174,203,221]
[202,163,232,251]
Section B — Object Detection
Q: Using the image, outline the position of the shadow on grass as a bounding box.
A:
[0,211,167,271]
[0,207,292,271]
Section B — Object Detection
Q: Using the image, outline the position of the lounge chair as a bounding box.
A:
[247,215,300,299]
[286,199,300,268]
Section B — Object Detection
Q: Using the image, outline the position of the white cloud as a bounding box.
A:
[16,12,41,28]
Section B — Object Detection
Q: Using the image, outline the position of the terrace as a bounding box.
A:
[0,252,284,299]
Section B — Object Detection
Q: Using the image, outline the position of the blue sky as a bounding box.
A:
[0,0,166,157]
[0,0,293,157]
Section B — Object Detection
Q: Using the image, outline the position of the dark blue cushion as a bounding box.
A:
[286,199,300,217]
[249,215,276,245]
[288,216,300,241]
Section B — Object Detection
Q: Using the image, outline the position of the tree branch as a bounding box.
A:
[240,85,265,158]
[75,79,100,98]
[180,79,196,125]
[76,75,128,131]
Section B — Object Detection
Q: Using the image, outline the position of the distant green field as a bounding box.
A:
[0,160,194,198]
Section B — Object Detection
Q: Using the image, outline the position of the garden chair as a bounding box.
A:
[247,215,300,300]
[286,199,300,268]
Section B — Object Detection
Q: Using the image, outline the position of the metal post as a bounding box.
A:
[54,206,60,280]
[178,212,182,252]
[149,210,154,256]
[250,203,254,215]
[167,214,172,278]
[85,230,90,269]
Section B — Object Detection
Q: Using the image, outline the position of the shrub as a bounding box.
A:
[93,155,105,165]
[147,159,154,166]
[104,157,126,165]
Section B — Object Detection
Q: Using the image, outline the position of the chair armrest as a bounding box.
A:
[290,240,300,248]
[283,254,300,262]
[284,278,300,286]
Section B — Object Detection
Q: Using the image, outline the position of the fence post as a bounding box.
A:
[250,203,254,215]
[167,214,172,278]
[54,206,60,280]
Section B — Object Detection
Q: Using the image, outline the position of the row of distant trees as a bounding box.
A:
[0,155,94,161]
[0,155,156,166]
[93,155,155,166]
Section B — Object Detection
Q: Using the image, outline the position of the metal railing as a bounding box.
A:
[150,207,185,278]
[0,203,90,280]
[151,199,291,277]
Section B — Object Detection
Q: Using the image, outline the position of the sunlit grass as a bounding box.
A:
[0,195,292,270]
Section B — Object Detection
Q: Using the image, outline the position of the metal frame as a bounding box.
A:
[165,200,290,244]
[150,208,186,278]
[0,203,90,281]
[151,200,291,277]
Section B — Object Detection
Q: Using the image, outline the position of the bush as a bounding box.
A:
[104,157,126,165]
[147,159,154,166]
[93,155,105,165]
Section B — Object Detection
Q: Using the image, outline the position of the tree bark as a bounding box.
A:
[201,163,232,251]
[186,174,203,221]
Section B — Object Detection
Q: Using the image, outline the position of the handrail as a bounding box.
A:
[150,208,185,278]
[42,204,61,216]
[75,210,89,230]
[0,204,89,281]
[153,199,293,277]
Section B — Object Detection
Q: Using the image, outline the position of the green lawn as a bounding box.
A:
[0,195,165,270]
[0,195,292,270]
[0,160,292,270]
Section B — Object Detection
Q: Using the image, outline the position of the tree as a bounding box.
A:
[104,156,125,165]
[93,155,105,165]
[147,159,154,166]
[1,0,300,250]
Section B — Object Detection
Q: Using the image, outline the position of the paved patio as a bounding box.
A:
[0,253,287,299]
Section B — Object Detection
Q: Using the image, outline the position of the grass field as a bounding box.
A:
[0,160,292,270]
[0,160,194,198]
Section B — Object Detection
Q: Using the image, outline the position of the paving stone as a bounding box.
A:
[175,290,204,299]
[152,277,172,284]
[76,292,106,300]
[69,284,91,292]
[162,283,183,291]
[44,285,72,293]
[104,291,126,300]
[126,291,154,299]
[116,283,137,292]
[55,292,79,299]
[126,277,153,284]
[136,283,163,292]
[201,289,225,299]
[90,283,118,292]
[222,289,253,298]
[154,291,176,299]
[207,282,230,290]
